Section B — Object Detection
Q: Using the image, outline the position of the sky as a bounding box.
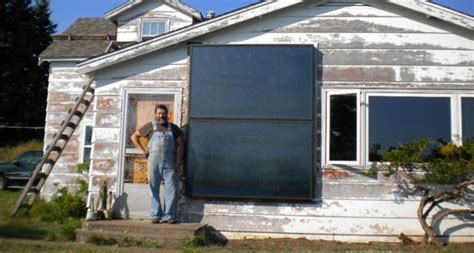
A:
[50,0,474,34]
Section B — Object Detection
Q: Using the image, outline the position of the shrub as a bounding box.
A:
[31,181,88,224]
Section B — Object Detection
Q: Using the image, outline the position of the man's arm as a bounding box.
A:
[175,136,185,172]
[130,131,148,158]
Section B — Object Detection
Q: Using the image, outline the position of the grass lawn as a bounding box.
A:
[0,190,82,242]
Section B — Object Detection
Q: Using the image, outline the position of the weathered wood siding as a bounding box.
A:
[49,0,473,242]
[116,1,193,42]
[42,62,93,199]
[180,2,472,241]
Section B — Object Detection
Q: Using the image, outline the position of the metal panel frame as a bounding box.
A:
[186,44,315,201]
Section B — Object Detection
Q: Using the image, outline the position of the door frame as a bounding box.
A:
[117,87,183,218]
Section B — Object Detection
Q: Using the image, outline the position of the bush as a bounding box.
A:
[31,181,88,224]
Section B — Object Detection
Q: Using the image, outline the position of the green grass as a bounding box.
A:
[0,190,83,242]
[0,139,43,162]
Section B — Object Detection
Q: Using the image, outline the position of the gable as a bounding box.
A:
[78,0,473,74]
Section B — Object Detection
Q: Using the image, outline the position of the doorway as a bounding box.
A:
[119,88,182,218]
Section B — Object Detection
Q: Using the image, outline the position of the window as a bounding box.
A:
[82,125,93,164]
[141,20,167,40]
[461,97,474,143]
[328,92,359,163]
[324,90,474,166]
[368,96,451,161]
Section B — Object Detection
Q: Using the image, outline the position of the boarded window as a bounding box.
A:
[187,45,314,200]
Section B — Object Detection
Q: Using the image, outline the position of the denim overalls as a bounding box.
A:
[147,121,178,220]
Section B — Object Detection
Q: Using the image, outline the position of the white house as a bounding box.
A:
[39,0,473,242]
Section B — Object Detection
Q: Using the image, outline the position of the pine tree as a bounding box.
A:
[0,0,56,126]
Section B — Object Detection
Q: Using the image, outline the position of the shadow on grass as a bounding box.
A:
[0,225,48,240]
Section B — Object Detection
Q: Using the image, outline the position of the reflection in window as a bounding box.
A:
[369,96,451,161]
[462,97,474,143]
[329,94,357,161]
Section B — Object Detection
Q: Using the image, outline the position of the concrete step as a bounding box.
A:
[76,220,205,247]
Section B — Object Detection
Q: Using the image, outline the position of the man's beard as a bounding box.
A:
[157,118,168,125]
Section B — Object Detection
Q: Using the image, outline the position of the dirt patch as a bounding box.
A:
[226,238,474,252]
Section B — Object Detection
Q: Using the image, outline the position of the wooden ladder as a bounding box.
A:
[11,79,95,216]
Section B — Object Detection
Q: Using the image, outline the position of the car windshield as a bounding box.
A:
[16,152,42,165]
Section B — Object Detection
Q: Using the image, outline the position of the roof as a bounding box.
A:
[77,0,473,74]
[39,40,113,61]
[39,18,116,63]
[105,0,202,22]
[64,18,116,35]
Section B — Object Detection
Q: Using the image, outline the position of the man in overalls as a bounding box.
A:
[131,104,185,224]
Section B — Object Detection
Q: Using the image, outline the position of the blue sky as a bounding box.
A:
[50,0,473,34]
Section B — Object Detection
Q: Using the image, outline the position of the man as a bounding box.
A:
[130,104,184,224]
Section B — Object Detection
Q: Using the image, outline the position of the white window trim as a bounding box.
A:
[458,94,474,146]
[80,124,93,164]
[139,18,170,41]
[324,90,361,165]
[364,92,455,165]
[323,89,474,168]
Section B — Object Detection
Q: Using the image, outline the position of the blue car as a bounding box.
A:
[0,151,43,190]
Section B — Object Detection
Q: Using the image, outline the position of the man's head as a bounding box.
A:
[154,104,169,124]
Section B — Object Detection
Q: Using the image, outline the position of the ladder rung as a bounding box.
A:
[65,122,77,129]
[45,159,56,165]
[37,172,48,179]
[80,99,91,106]
[19,204,31,209]
[28,187,40,194]
[82,85,94,93]
[58,134,70,140]
[50,146,62,153]
[72,111,84,117]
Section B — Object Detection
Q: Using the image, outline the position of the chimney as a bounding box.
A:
[206,10,216,19]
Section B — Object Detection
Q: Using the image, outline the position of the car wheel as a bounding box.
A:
[0,175,6,190]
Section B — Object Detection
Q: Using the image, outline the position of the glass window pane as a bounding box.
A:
[462,97,474,143]
[329,94,357,161]
[142,22,151,35]
[83,147,91,164]
[158,22,165,34]
[150,22,158,35]
[85,126,92,145]
[369,96,451,161]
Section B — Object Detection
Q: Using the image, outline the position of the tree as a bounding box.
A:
[377,139,474,246]
[0,0,56,126]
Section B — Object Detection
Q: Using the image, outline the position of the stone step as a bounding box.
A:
[77,220,205,247]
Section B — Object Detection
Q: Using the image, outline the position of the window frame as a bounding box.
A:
[458,94,474,145]
[139,18,169,41]
[80,124,93,164]
[324,90,361,165]
[322,89,474,168]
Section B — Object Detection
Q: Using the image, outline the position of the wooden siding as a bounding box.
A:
[42,63,93,199]
[116,1,193,42]
[45,1,474,242]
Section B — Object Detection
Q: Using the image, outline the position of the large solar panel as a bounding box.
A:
[186,45,314,200]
